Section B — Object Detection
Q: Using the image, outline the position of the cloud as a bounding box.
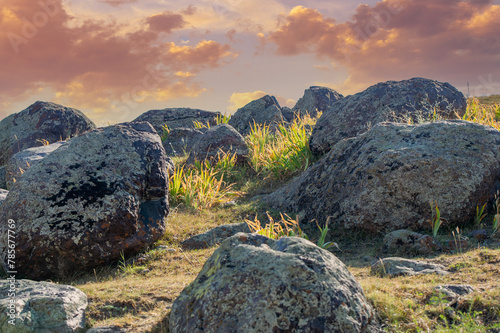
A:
[0,0,237,117]
[98,0,137,6]
[146,11,185,33]
[268,1,500,93]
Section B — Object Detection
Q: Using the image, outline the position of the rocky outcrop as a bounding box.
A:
[309,78,467,155]
[383,230,441,255]
[0,101,96,166]
[371,258,450,277]
[0,279,87,332]
[132,107,221,134]
[293,86,343,118]
[228,95,284,136]
[186,124,249,165]
[170,233,380,333]
[181,222,250,249]
[162,127,204,156]
[0,122,169,280]
[5,141,66,190]
[266,120,500,234]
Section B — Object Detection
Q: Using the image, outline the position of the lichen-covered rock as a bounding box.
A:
[433,285,474,304]
[383,230,441,255]
[228,95,284,136]
[309,78,467,155]
[266,121,500,233]
[132,107,221,134]
[5,141,66,190]
[0,101,96,166]
[86,326,127,333]
[0,189,7,207]
[170,233,380,333]
[162,127,204,156]
[371,257,449,277]
[186,124,249,165]
[181,222,250,249]
[0,122,169,280]
[0,279,87,333]
[293,86,343,118]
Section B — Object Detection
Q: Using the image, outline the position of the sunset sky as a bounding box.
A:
[1,0,500,125]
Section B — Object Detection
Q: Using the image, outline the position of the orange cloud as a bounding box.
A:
[269,1,500,93]
[98,0,137,6]
[0,0,237,116]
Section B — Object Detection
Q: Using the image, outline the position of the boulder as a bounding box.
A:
[162,127,204,156]
[132,107,221,134]
[170,233,380,333]
[266,120,500,234]
[228,95,284,136]
[0,166,5,189]
[293,86,344,118]
[371,257,450,277]
[181,222,250,249]
[0,279,87,333]
[383,230,441,255]
[432,285,474,304]
[0,101,96,166]
[0,122,169,280]
[0,189,7,207]
[5,141,66,190]
[309,78,467,155]
[186,124,249,165]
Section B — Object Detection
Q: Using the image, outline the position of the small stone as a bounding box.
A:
[371,257,450,277]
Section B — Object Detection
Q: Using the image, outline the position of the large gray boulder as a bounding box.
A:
[0,122,169,280]
[186,124,249,165]
[4,141,66,190]
[0,279,87,333]
[0,101,96,166]
[132,107,221,134]
[228,95,284,136]
[309,78,467,155]
[293,86,343,118]
[170,233,380,333]
[266,120,500,234]
[162,127,204,156]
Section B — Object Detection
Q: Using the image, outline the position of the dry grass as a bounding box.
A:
[13,98,500,332]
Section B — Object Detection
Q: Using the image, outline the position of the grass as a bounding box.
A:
[4,99,500,332]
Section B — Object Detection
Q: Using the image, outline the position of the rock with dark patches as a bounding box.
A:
[228,95,284,136]
[87,326,128,333]
[5,141,66,190]
[0,122,169,280]
[433,285,474,304]
[265,120,500,234]
[162,127,204,156]
[0,189,7,207]
[132,107,221,134]
[186,124,249,165]
[309,78,467,155]
[383,230,441,255]
[0,101,96,166]
[181,222,251,249]
[0,279,87,333]
[371,257,450,277]
[170,233,381,333]
[293,86,344,118]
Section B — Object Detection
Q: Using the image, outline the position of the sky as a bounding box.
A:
[1,0,500,126]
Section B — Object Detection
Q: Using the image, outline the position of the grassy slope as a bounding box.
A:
[7,101,500,332]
